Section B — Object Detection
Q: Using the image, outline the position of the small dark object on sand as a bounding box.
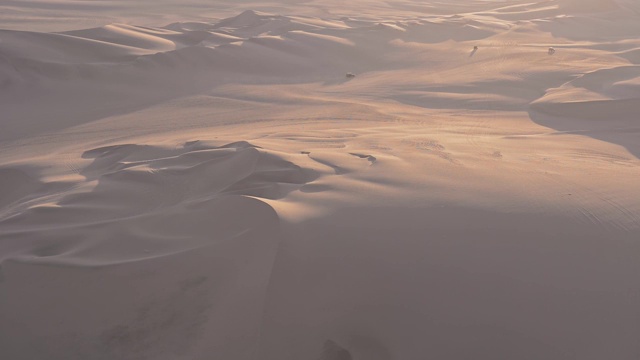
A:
[346,72,356,78]
[548,47,556,55]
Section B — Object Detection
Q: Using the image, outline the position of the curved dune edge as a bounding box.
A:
[530,65,640,119]
[0,140,319,266]
[530,97,640,119]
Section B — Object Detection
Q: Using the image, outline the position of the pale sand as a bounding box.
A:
[1,1,640,359]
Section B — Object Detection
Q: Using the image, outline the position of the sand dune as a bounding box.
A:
[529,65,640,152]
[1,1,640,359]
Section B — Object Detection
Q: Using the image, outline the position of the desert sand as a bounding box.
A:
[1,1,640,359]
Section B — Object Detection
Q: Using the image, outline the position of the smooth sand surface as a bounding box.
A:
[1,1,640,359]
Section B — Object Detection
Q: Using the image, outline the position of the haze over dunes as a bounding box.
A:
[1,1,639,359]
